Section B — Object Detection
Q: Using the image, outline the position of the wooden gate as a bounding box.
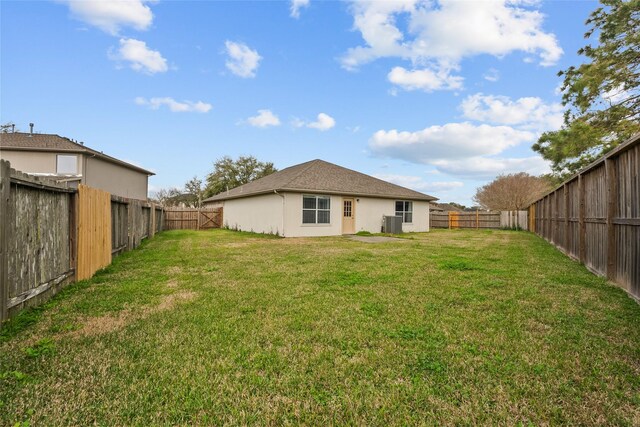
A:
[199,209,222,229]
[164,208,223,230]
[448,211,460,229]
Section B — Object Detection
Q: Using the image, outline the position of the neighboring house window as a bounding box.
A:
[395,201,413,223]
[302,195,331,224]
[56,155,77,174]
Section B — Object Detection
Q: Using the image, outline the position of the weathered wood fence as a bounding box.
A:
[0,161,165,322]
[528,133,640,301]
[164,208,223,230]
[430,211,528,230]
[1,163,75,321]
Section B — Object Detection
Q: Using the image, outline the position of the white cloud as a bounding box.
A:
[62,0,153,35]
[432,156,550,178]
[388,66,463,92]
[292,113,336,131]
[224,41,262,78]
[460,93,563,131]
[341,0,562,90]
[247,109,281,127]
[307,113,335,131]
[109,38,167,74]
[375,174,463,192]
[370,122,533,163]
[483,68,500,82]
[290,0,310,18]
[135,97,212,113]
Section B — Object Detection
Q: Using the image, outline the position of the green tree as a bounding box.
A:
[533,0,640,179]
[205,156,277,197]
[184,176,205,208]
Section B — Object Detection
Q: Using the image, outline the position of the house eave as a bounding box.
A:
[204,188,437,203]
[0,146,155,176]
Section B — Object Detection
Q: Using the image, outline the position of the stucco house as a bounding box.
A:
[203,159,437,237]
[0,129,154,200]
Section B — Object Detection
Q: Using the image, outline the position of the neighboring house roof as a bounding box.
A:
[0,132,155,175]
[204,159,438,202]
[432,202,464,212]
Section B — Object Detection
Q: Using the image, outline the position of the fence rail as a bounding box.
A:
[430,211,528,230]
[528,133,640,301]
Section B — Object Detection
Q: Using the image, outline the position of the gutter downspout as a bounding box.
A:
[274,190,285,237]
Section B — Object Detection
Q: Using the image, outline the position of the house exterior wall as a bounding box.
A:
[355,197,430,233]
[1,150,149,200]
[0,150,82,176]
[282,193,343,237]
[223,193,284,235]
[84,156,148,200]
[282,193,430,237]
[211,192,431,237]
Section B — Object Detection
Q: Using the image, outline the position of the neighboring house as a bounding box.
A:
[430,202,464,213]
[203,159,437,237]
[0,130,154,200]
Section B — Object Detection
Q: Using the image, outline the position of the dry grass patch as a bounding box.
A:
[71,290,197,337]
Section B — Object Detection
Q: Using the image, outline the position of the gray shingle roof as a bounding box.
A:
[0,132,155,175]
[204,159,437,202]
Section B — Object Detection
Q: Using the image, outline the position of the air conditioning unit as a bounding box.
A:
[382,215,403,234]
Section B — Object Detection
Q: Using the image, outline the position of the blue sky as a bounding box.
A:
[1,0,597,204]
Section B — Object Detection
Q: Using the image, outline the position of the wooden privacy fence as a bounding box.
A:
[0,160,165,322]
[164,208,223,230]
[528,133,640,301]
[430,211,528,230]
[1,163,75,321]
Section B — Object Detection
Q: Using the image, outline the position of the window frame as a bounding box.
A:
[395,200,413,224]
[56,154,78,175]
[302,194,331,225]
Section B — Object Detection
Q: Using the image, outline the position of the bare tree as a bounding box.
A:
[473,173,553,211]
[151,187,182,207]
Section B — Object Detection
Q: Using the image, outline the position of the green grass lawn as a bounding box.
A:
[1,229,639,425]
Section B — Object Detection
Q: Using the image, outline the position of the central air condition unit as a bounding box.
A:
[382,215,403,234]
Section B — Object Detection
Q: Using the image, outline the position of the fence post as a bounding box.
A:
[68,191,78,281]
[564,184,569,250]
[127,199,133,251]
[578,174,586,263]
[0,160,10,323]
[605,158,617,280]
[149,203,156,239]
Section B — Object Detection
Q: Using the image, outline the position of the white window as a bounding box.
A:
[302,195,331,224]
[56,155,77,174]
[395,201,413,223]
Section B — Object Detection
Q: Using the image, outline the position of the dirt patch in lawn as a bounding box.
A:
[167,266,183,275]
[71,291,196,337]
